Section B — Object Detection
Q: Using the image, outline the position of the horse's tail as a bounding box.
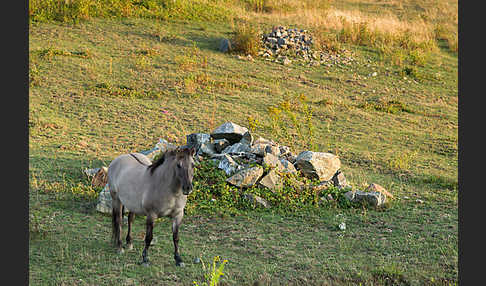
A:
[111,201,123,246]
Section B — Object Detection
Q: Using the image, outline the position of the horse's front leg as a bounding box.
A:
[141,214,155,266]
[172,214,184,267]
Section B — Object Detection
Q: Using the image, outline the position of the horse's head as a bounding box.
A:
[174,147,196,195]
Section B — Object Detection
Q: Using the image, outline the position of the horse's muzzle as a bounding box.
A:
[182,185,193,195]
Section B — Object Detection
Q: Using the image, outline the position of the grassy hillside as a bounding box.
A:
[29,0,457,285]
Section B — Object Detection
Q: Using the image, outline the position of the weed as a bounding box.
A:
[372,264,410,286]
[29,208,53,238]
[193,256,228,286]
[446,33,458,53]
[32,47,92,60]
[387,150,418,173]
[407,49,429,67]
[231,21,261,56]
[95,82,160,99]
[247,115,260,134]
[359,99,414,115]
[134,54,151,70]
[29,62,41,87]
[266,92,319,150]
[244,0,271,13]
[175,44,208,72]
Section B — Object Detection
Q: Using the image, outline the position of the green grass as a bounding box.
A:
[29,1,457,284]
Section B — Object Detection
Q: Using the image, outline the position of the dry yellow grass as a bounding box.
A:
[232,0,457,53]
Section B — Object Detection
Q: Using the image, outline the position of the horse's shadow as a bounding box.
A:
[125,22,233,53]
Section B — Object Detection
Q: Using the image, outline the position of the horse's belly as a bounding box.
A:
[118,191,145,214]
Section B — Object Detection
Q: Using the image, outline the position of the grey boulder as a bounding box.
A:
[294,151,341,181]
[211,122,250,144]
[218,154,242,176]
[226,166,263,188]
[219,38,232,53]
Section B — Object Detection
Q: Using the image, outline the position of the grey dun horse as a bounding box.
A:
[108,147,195,266]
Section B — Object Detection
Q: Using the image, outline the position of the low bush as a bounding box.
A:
[184,159,360,216]
[231,21,261,56]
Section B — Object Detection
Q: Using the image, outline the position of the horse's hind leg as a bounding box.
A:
[125,212,134,250]
[141,214,155,266]
[172,214,184,267]
[111,198,124,254]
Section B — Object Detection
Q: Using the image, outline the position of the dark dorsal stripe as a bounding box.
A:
[147,147,194,175]
[147,151,171,174]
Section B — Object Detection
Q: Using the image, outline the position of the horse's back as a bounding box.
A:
[108,153,151,214]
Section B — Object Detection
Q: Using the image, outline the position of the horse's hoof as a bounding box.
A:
[117,248,124,254]
[176,262,185,267]
[141,262,150,267]
[125,244,133,251]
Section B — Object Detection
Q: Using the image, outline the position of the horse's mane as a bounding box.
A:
[147,147,194,175]
[148,150,173,174]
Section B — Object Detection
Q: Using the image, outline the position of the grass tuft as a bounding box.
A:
[231,21,261,56]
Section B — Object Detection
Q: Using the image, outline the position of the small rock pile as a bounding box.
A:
[88,122,392,213]
[258,26,356,67]
[261,26,313,58]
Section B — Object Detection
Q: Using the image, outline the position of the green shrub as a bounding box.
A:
[231,22,261,56]
[185,159,363,216]
[193,256,228,286]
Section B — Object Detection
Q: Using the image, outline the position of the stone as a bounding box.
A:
[262,153,284,171]
[279,145,291,157]
[294,151,341,181]
[311,180,333,192]
[96,185,128,214]
[91,166,108,188]
[267,37,278,45]
[213,139,230,153]
[331,170,347,188]
[84,167,100,177]
[264,144,280,157]
[344,190,355,201]
[354,191,386,207]
[240,131,253,145]
[154,138,177,153]
[219,38,232,53]
[282,152,297,164]
[222,142,251,155]
[218,154,242,176]
[226,166,264,188]
[253,137,273,145]
[200,142,217,157]
[140,138,176,161]
[338,222,346,231]
[186,133,211,155]
[243,193,270,208]
[365,183,394,199]
[211,122,249,144]
[250,143,268,156]
[259,169,283,191]
[279,159,297,174]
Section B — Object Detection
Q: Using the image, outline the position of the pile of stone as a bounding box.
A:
[89,122,392,213]
[258,26,356,67]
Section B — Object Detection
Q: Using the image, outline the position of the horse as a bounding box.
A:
[107,146,195,267]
